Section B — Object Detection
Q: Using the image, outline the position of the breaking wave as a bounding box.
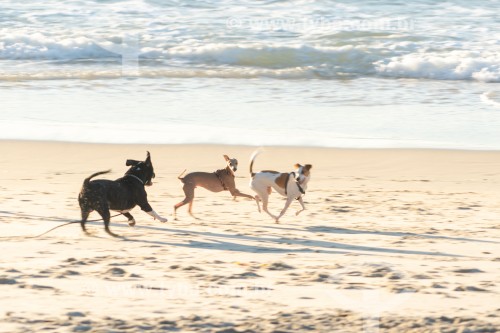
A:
[0,34,499,82]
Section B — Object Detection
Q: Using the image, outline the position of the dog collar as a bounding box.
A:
[296,182,305,195]
[214,169,230,191]
[126,174,144,185]
[226,165,235,177]
[285,172,306,198]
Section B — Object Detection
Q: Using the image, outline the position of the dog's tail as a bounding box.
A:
[177,169,187,182]
[249,148,263,177]
[83,170,111,187]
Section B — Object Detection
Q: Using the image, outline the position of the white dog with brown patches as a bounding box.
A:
[249,150,312,223]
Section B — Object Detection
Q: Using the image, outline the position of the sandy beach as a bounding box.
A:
[0,140,499,332]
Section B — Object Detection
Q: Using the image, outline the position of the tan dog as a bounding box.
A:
[174,155,254,219]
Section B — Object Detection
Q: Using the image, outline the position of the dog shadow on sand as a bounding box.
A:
[7,212,494,258]
[111,223,475,258]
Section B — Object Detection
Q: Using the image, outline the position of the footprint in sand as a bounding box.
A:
[266,262,295,271]
[389,285,420,293]
[67,312,86,318]
[183,266,204,271]
[431,282,447,289]
[412,274,433,279]
[330,206,351,213]
[228,272,262,279]
[73,324,93,332]
[65,258,87,266]
[28,284,56,290]
[454,285,488,292]
[452,268,484,274]
[387,272,404,280]
[53,270,81,279]
[363,266,392,278]
[0,278,17,285]
[310,272,333,283]
[106,267,127,277]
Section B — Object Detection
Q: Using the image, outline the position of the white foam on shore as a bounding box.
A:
[0,33,116,60]
[481,91,500,108]
[375,51,500,82]
[1,36,499,82]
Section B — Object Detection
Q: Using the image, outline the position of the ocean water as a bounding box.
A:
[1,0,499,148]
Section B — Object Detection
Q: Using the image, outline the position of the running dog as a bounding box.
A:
[78,151,168,237]
[174,155,254,219]
[249,150,312,223]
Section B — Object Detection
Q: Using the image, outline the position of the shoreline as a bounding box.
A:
[4,138,500,153]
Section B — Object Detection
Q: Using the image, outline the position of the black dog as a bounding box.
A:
[78,151,167,237]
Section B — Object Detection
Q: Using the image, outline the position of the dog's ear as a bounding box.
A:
[145,151,151,165]
[304,164,312,170]
[223,155,230,161]
[126,159,140,166]
[294,163,302,169]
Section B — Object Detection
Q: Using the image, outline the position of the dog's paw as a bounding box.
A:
[128,219,136,227]
[159,217,168,223]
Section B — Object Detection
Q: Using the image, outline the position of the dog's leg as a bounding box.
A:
[96,205,119,238]
[276,197,294,223]
[146,210,168,222]
[174,200,189,219]
[250,181,265,214]
[230,188,255,200]
[295,197,306,216]
[187,200,199,220]
[134,188,168,223]
[260,192,278,221]
[122,212,136,226]
[254,195,262,213]
[174,184,195,220]
[80,209,91,235]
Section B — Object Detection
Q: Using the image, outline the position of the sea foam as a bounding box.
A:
[375,51,500,82]
[1,36,499,82]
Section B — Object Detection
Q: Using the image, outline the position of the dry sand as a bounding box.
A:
[0,141,499,332]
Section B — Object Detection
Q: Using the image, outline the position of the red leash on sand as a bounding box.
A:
[29,213,124,238]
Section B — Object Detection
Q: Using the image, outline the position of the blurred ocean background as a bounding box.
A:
[0,0,499,148]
